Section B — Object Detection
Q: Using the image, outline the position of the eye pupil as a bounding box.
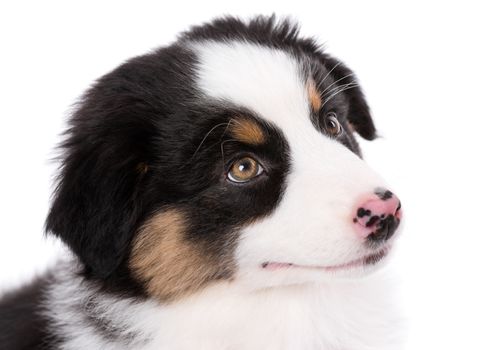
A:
[238,160,251,172]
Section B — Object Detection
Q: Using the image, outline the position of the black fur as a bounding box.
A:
[0,276,60,349]
[45,44,200,291]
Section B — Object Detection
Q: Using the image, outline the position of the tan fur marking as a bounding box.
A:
[230,118,266,145]
[307,79,322,113]
[130,209,233,302]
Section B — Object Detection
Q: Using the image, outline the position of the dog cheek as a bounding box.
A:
[129,208,235,302]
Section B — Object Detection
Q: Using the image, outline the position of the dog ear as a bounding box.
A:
[45,88,149,279]
[343,82,377,140]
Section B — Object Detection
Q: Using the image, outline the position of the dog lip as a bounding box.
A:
[261,246,391,272]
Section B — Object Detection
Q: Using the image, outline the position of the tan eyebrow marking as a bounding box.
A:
[307,78,322,113]
[229,118,266,145]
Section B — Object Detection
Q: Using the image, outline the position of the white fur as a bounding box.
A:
[46,259,401,350]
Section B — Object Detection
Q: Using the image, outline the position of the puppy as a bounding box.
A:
[0,16,403,350]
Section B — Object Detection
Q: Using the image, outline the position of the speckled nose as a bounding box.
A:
[353,188,402,242]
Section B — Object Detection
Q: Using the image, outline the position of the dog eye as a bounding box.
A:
[227,157,264,183]
[323,112,343,137]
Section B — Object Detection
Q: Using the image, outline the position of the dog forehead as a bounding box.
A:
[192,41,313,138]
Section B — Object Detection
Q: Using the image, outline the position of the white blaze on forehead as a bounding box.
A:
[192,41,312,141]
[192,40,378,183]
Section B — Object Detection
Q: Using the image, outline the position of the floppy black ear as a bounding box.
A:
[46,85,149,279]
[317,56,378,140]
[343,82,377,140]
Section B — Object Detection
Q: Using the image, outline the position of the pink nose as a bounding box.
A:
[353,188,402,242]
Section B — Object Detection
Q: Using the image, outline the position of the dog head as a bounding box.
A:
[46,16,402,301]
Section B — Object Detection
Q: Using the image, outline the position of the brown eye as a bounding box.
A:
[227,157,264,183]
[323,112,343,137]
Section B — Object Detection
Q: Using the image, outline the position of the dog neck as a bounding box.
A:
[43,259,401,350]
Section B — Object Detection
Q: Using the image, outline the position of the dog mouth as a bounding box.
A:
[261,246,390,272]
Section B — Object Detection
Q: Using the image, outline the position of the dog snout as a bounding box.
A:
[352,188,402,242]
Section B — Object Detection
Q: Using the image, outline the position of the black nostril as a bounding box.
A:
[367,214,400,242]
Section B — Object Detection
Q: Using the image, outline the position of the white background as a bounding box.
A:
[1,1,489,349]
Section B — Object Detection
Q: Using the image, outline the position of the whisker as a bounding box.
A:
[321,84,359,108]
[323,81,359,100]
[191,122,230,159]
[320,73,355,99]
[317,61,342,88]
[220,139,239,170]
[194,119,234,162]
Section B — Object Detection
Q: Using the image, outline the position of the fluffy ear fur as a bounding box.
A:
[45,71,151,279]
[45,46,196,280]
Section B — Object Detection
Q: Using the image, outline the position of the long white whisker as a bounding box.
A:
[322,84,359,107]
[316,61,343,89]
[320,73,355,98]
[324,81,358,99]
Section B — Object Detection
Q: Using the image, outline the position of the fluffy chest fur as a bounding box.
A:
[46,263,400,350]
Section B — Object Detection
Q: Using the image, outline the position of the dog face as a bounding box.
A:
[46,17,402,302]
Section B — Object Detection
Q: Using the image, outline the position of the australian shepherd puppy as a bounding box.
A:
[0,16,403,350]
